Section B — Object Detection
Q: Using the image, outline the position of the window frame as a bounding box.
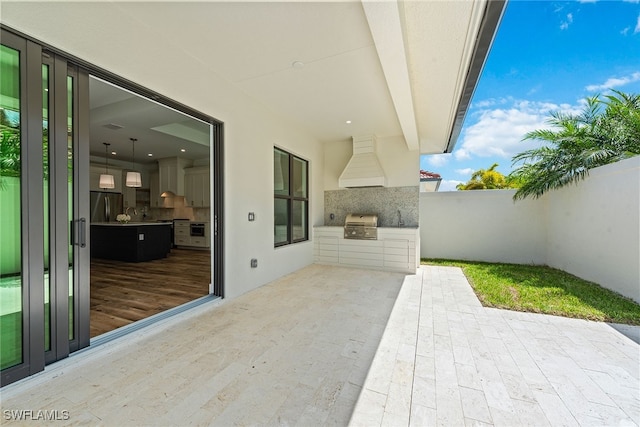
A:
[274,147,309,247]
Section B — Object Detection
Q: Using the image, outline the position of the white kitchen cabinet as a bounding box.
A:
[313,227,341,264]
[384,239,410,271]
[184,166,210,207]
[149,170,161,207]
[379,228,420,272]
[339,238,383,268]
[149,170,173,208]
[316,237,340,264]
[158,157,192,196]
[174,220,210,248]
[313,226,419,273]
[90,164,122,193]
[174,221,191,246]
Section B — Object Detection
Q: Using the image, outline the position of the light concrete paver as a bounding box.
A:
[2,264,638,426]
[2,265,406,426]
[350,266,640,426]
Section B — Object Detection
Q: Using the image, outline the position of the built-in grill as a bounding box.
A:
[344,213,378,240]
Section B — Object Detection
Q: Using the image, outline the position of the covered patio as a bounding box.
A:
[2,264,638,425]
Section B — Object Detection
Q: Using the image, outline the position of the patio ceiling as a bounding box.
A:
[0,0,505,154]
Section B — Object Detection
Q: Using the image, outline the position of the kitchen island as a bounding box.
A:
[91,222,172,262]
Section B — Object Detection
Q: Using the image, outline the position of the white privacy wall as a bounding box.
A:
[420,157,640,303]
[546,157,640,303]
[420,190,548,265]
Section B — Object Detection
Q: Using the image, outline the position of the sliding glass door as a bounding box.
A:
[0,38,24,375]
[1,30,90,386]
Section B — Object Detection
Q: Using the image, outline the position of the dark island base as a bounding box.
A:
[91,223,172,262]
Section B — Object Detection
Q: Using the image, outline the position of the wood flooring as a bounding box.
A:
[90,248,211,338]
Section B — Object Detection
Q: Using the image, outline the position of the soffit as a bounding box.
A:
[401,0,488,154]
[0,1,497,154]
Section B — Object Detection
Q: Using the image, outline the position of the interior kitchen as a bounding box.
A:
[88,77,212,338]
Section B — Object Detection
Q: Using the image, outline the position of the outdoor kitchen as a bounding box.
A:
[313,136,420,274]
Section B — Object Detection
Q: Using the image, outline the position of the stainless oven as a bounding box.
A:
[190,222,206,237]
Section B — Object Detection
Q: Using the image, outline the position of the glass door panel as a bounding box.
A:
[0,44,23,371]
[2,31,90,387]
[67,74,75,341]
[43,62,51,352]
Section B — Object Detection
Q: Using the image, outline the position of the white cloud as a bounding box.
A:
[560,13,573,30]
[635,13,640,33]
[527,84,542,96]
[473,99,498,108]
[455,168,475,176]
[472,97,510,109]
[453,100,582,162]
[426,154,450,167]
[622,27,630,36]
[586,71,640,91]
[438,180,463,192]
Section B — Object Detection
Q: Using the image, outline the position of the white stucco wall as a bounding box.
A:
[223,112,323,299]
[420,190,548,264]
[420,157,640,303]
[546,156,640,303]
[323,135,419,190]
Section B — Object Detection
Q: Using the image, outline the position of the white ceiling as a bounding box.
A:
[1,0,503,157]
[89,77,210,165]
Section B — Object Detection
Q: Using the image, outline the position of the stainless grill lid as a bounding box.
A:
[344,213,378,227]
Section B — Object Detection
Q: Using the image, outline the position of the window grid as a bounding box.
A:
[274,148,308,247]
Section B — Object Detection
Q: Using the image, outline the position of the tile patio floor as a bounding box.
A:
[350,266,640,427]
[1,265,638,426]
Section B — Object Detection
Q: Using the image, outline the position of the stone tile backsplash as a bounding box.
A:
[324,186,419,227]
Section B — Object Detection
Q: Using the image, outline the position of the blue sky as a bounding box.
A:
[420,0,640,191]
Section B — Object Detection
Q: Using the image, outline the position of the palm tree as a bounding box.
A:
[456,163,518,190]
[510,90,640,200]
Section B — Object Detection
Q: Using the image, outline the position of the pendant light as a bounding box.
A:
[125,137,142,187]
[99,142,115,189]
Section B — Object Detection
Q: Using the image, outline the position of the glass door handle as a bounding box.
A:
[76,217,87,248]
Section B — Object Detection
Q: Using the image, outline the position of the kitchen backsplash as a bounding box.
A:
[324,186,419,227]
[136,195,210,222]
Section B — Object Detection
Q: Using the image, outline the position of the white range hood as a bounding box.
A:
[338,135,387,188]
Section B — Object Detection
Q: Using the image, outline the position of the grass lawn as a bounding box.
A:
[422,259,640,325]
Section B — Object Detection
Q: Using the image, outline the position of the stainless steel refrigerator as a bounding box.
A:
[90,191,123,223]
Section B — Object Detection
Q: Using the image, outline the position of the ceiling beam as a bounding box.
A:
[361,0,419,151]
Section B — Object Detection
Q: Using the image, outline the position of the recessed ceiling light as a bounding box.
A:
[292,60,305,69]
[180,148,186,152]
[346,120,352,124]
[111,151,117,155]
[147,153,153,157]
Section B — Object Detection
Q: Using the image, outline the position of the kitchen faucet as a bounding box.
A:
[397,209,404,227]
